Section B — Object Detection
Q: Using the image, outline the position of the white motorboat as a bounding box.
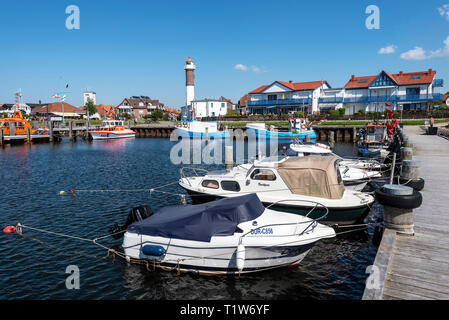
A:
[288,142,383,191]
[179,155,374,225]
[174,120,230,139]
[89,119,135,140]
[122,194,336,275]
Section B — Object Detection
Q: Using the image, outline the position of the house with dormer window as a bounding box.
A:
[247,80,330,115]
[342,69,443,115]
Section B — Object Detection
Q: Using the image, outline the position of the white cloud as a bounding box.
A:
[234,64,248,71]
[438,4,449,21]
[400,46,427,60]
[378,45,397,54]
[429,36,449,58]
[400,36,449,60]
[234,64,267,73]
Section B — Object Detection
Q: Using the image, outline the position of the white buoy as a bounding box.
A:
[236,244,245,272]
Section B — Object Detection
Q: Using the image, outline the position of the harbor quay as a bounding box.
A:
[363,124,449,300]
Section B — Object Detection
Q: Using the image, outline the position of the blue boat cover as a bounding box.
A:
[127,194,265,242]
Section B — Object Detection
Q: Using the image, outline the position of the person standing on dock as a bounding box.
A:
[430,116,434,128]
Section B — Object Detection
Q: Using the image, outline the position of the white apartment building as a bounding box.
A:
[246,80,330,115]
[246,69,444,116]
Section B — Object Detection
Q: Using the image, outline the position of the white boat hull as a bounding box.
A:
[123,208,335,275]
[89,131,135,140]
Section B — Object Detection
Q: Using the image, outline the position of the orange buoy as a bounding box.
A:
[3,226,16,234]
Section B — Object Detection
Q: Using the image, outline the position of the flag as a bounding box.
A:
[66,84,69,88]
[52,95,60,99]
[385,103,391,107]
[386,109,394,118]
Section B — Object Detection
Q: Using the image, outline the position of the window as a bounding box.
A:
[221,103,225,108]
[410,75,422,80]
[250,169,277,181]
[221,180,241,192]
[201,180,219,189]
[358,78,369,84]
[268,95,277,101]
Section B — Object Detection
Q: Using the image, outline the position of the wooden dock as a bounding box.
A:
[363,125,449,300]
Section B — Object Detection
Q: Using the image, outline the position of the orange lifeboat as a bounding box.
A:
[0,110,37,136]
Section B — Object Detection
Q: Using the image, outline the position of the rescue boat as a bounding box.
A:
[0,110,37,136]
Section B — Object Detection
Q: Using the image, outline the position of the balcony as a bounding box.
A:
[318,97,344,103]
[341,93,442,104]
[433,79,444,87]
[247,98,312,107]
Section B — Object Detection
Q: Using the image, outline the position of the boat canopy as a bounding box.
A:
[276,156,345,199]
[127,194,265,242]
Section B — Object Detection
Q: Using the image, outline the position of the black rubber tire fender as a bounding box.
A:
[399,177,425,191]
[374,189,423,210]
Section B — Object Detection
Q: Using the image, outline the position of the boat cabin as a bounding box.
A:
[365,124,387,143]
[289,118,309,133]
[0,111,35,135]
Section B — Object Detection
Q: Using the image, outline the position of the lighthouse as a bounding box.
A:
[184,56,196,107]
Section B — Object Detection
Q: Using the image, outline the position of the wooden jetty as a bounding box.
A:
[363,125,449,300]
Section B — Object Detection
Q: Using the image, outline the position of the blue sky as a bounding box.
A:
[0,0,448,108]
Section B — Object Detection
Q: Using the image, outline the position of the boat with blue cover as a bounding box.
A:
[245,118,316,142]
[121,194,335,275]
[174,120,229,139]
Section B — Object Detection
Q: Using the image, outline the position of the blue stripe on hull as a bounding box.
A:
[175,129,230,139]
[246,129,316,142]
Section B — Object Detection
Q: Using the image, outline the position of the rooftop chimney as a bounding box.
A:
[289,80,293,83]
[428,68,432,74]
[399,71,403,75]
[351,75,355,81]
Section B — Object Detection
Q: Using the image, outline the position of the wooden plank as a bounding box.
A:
[383,286,432,300]
[385,276,449,300]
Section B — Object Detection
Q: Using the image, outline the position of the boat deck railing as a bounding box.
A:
[180,167,210,186]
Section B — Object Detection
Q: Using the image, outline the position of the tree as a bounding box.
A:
[84,98,97,117]
[338,108,346,116]
[150,108,164,121]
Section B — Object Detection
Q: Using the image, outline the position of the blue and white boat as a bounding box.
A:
[174,120,230,139]
[245,118,316,142]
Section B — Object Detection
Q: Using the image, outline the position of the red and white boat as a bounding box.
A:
[89,119,135,140]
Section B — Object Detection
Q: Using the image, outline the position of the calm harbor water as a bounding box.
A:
[0,138,380,300]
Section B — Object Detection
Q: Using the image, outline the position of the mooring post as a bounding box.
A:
[401,160,420,181]
[225,145,234,171]
[401,147,413,161]
[352,127,357,143]
[69,121,74,141]
[389,152,396,184]
[0,129,4,146]
[328,131,335,149]
[26,127,31,144]
[205,127,209,143]
[48,120,53,143]
[375,185,421,236]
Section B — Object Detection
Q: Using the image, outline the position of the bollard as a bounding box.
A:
[400,147,413,161]
[403,141,414,149]
[205,127,209,143]
[225,145,233,171]
[375,184,422,236]
[69,121,74,141]
[48,120,54,142]
[26,127,31,144]
[401,160,420,180]
[0,129,3,146]
[328,131,335,149]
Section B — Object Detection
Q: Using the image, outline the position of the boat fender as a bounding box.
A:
[3,226,16,234]
[236,244,245,272]
[142,245,166,256]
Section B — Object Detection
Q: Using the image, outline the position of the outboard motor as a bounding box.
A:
[110,205,154,239]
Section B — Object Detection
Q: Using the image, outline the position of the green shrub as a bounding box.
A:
[338,108,346,116]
